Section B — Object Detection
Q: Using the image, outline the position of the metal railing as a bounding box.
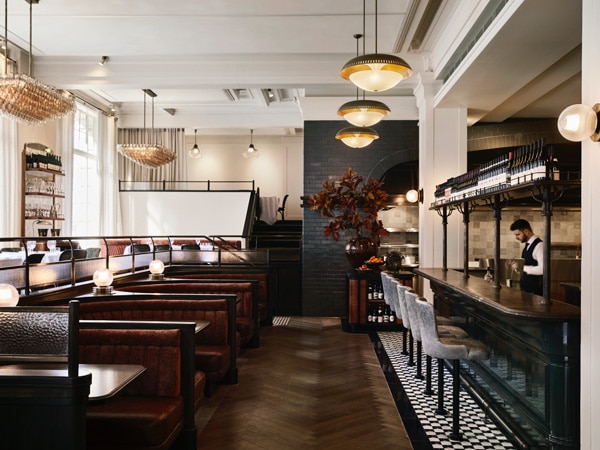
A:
[0,234,269,295]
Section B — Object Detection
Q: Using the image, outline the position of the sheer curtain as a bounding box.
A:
[56,113,74,236]
[98,115,121,234]
[0,118,19,237]
[118,128,187,182]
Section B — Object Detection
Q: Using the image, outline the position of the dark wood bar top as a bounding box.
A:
[414,267,580,321]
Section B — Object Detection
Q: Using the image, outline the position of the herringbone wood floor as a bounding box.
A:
[195,318,413,449]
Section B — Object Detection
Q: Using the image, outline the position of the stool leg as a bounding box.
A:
[408,333,415,366]
[415,340,424,380]
[435,358,447,415]
[449,359,463,441]
[424,355,434,395]
[401,328,408,355]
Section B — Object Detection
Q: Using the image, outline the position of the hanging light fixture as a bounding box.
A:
[0,0,75,124]
[335,126,379,148]
[243,129,259,158]
[337,34,390,127]
[189,128,202,158]
[340,0,413,92]
[120,89,177,169]
[338,98,390,127]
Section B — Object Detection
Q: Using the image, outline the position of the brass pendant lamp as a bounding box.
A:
[337,33,390,127]
[335,126,379,148]
[340,0,413,92]
[120,89,177,169]
[0,0,75,124]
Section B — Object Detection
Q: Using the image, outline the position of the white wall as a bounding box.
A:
[120,191,253,235]
[186,134,303,221]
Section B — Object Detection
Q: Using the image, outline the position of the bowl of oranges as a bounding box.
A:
[364,255,385,270]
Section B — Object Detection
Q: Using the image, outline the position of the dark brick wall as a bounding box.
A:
[467,119,567,151]
[302,120,419,316]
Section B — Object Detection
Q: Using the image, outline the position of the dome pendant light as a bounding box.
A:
[340,0,412,92]
[243,129,259,158]
[337,98,390,127]
[338,33,390,127]
[189,129,202,158]
[335,126,379,148]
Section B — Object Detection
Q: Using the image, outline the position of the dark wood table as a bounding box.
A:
[0,363,146,404]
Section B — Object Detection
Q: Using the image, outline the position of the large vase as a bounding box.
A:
[345,237,378,268]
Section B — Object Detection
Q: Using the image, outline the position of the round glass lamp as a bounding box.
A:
[340,54,413,92]
[149,259,165,280]
[93,268,114,295]
[557,103,600,142]
[0,283,19,306]
[189,143,202,159]
[335,127,379,148]
[406,189,419,203]
[189,129,202,158]
[337,99,390,127]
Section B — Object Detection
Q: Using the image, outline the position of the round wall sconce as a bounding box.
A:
[406,188,423,204]
[557,103,600,142]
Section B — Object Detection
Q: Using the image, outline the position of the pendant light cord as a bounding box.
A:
[362,0,366,55]
[3,0,7,76]
[374,0,378,53]
[28,0,31,76]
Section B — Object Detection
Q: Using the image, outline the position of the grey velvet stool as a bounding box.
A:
[415,297,489,441]
[380,273,408,355]
[394,281,414,361]
[404,290,468,390]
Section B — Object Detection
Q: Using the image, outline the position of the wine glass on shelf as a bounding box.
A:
[47,240,56,252]
[26,241,36,253]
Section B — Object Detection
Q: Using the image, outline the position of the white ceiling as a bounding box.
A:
[1,0,582,135]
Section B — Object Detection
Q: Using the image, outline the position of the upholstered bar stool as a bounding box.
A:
[404,290,468,390]
[380,273,408,355]
[415,297,489,441]
[394,281,414,362]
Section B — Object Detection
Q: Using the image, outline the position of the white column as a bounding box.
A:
[414,74,467,274]
[580,1,600,447]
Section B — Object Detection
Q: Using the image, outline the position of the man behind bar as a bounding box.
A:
[510,219,544,296]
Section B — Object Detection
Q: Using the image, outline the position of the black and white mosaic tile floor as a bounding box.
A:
[376,331,517,450]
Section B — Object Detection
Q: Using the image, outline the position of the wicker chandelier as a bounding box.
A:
[120,89,177,169]
[0,0,75,124]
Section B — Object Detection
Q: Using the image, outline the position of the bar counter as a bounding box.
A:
[414,268,580,320]
[415,267,580,449]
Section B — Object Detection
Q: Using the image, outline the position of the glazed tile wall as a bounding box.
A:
[469,208,581,260]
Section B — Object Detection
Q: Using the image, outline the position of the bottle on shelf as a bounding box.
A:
[484,267,493,282]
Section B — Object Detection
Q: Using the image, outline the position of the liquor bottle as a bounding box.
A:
[389,308,396,323]
[377,305,384,323]
[367,284,373,300]
[484,267,493,282]
[367,305,373,323]
[383,307,390,323]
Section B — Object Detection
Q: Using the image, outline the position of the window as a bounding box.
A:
[71,103,100,235]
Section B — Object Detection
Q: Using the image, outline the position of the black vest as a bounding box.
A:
[520,237,543,295]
